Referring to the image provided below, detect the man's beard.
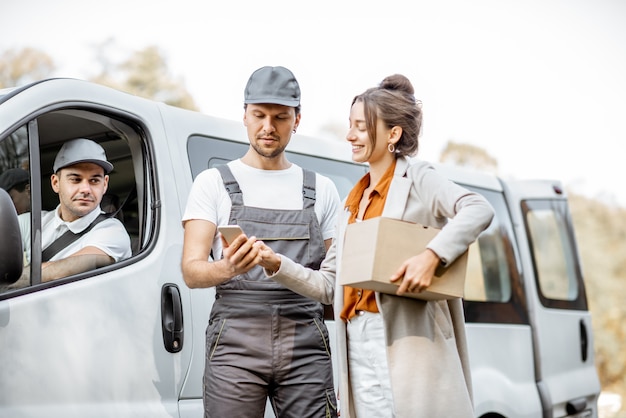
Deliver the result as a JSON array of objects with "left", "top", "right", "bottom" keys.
[{"left": 251, "top": 139, "right": 287, "bottom": 159}]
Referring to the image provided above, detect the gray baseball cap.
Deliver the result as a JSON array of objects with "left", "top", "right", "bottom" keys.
[
  {"left": 53, "top": 138, "right": 114, "bottom": 174},
  {"left": 244, "top": 66, "right": 301, "bottom": 107}
]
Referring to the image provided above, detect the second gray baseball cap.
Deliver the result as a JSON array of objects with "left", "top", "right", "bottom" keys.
[{"left": 244, "top": 66, "right": 301, "bottom": 107}]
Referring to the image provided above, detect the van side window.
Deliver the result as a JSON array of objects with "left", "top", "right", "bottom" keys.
[
  {"left": 527, "top": 209, "right": 577, "bottom": 300},
  {"left": 522, "top": 199, "right": 587, "bottom": 310},
  {"left": 0, "top": 125, "right": 29, "bottom": 211},
  {"left": 0, "top": 108, "right": 152, "bottom": 295},
  {"left": 465, "top": 229, "right": 512, "bottom": 303},
  {"left": 462, "top": 188, "right": 528, "bottom": 325},
  {"left": 464, "top": 190, "right": 515, "bottom": 303},
  {"left": 525, "top": 202, "right": 579, "bottom": 300}
]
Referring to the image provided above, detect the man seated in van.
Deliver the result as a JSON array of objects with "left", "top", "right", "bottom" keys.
[
  {"left": 11, "top": 138, "right": 131, "bottom": 288},
  {"left": 0, "top": 167, "right": 31, "bottom": 215}
]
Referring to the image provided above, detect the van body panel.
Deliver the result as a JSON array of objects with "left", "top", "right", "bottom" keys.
[
  {"left": 0, "top": 255, "right": 184, "bottom": 417},
  {"left": 0, "top": 79, "right": 600, "bottom": 418},
  {"left": 467, "top": 324, "right": 541, "bottom": 418}
]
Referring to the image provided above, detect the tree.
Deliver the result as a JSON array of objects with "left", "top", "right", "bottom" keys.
[
  {"left": 0, "top": 48, "right": 55, "bottom": 88},
  {"left": 439, "top": 140, "right": 498, "bottom": 173},
  {"left": 0, "top": 45, "right": 197, "bottom": 111},
  {"left": 569, "top": 193, "right": 626, "bottom": 404},
  {"left": 90, "top": 45, "right": 198, "bottom": 111}
]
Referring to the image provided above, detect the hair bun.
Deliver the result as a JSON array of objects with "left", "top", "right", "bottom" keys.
[{"left": 379, "top": 74, "right": 414, "bottom": 95}]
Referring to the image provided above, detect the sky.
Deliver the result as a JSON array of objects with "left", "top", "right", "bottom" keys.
[{"left": 2, "top": 0, "right": 626, "bottom": 207}]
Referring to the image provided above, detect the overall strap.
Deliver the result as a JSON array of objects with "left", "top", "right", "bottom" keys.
[
  {"left": 41, "top": 213, "right": 110, "bottom": 262},
  {"left": 216, "top": 164, "right": 243, "bottom": 206},
  {"left": 302, "top": 169, "right": 316, "bottom": 210}
]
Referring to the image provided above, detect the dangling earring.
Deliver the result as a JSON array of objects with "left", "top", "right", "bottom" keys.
[{"left": 388, "top": 143, "right": 396, "bottom": 153}]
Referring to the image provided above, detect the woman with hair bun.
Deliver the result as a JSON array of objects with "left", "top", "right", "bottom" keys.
[{"left": 259, "top": 74, "right": 494, "bottom": 417}]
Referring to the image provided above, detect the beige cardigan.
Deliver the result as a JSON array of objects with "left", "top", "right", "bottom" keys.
[{"left": 269, "top": 156, "right": 494, "bottom": 417}]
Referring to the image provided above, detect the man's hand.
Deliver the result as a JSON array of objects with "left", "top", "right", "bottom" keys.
[{"left": 220, "top": 233, "right": 263, "bottom": 276}]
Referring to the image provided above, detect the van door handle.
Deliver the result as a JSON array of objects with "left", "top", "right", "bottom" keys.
[
  {"left": 566, "top": 396, "right": 587, "bottom": 414},
  {"left": 161, "top": 284, "right": 184, "bottom": 353},
  {"left": 579, "top": 319, "right": 588, "bottom": 362}
]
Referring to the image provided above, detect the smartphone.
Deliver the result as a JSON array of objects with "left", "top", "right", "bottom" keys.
[{"left": 217, "top": 225, "right": 244, "bottom": 245}]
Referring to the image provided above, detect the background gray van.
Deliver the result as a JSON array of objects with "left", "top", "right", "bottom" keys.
[{"left": 0, "top": 79, "right": 600, "bottom": 417}]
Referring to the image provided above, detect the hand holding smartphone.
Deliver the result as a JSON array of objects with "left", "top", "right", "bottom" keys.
[{"left": 217, "top": 225, "right": 244, "bottom": 245}]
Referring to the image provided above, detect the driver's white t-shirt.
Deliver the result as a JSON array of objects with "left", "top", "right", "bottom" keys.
[{"left": 19, "top": 205, "right": 131, "bottom": 265}]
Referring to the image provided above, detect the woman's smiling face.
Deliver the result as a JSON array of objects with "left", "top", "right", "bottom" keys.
[{"left": 346, "top": 100, "right": 393, "bottom": 165}]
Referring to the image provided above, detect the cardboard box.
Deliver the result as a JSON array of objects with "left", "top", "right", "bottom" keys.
[{"left": 339, "top": 217, "right": 468, "bottom": 300}]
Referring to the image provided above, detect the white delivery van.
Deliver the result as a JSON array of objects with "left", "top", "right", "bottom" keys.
[{"left": 0, "top": 78, "right": 600, "bottom": 418}]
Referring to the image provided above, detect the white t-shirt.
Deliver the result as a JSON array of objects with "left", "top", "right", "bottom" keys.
[
  {"left": 19, "top": 205, "right": 132, "bottom": 265},
  {"left": 182, "top": 159, "right": 340, "bottom": 259}
]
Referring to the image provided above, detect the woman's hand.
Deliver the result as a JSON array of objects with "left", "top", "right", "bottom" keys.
[
  {"left": 254, "top": 241, "right": 282, "bottom": 275},
  {"left": 390, "top": 249, "right": 440, "bottom": 295}
]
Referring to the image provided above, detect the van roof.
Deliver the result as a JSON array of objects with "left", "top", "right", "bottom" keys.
[{"left": 434, "top": 162, "right": 503, "bottom": 192}]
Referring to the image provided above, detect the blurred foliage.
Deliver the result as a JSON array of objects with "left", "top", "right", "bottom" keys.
[
  {"left": 440, "top": 140, "right": 499, "bottom": 173},
  {"left": 0, "top": 48, "right": 55, "bottom": 88},
  {"left": 569, "top": 192, "right": 626, "bottom": 410},
  {"left": 317, "top": 122, "right": 348, "bottom": 142},
  {"left": 91, "top": 44, "right": 198, "bottom": 111},
  {"left": 0, "top": 45, "right": 197, "bottom": 111}
]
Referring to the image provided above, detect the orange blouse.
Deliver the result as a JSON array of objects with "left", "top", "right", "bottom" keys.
[{"left": 340, "top": 160, "right": 397, "bottom": 322}]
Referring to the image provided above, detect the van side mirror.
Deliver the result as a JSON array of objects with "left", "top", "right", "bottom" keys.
[{"left": 0, "top": 188, "right": 23, "bottom": 284}]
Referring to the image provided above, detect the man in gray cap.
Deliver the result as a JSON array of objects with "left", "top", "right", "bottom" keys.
[
  {"left": 182, "top": 66, "right": 340, "bottom": 417},
  {"left": 13, "top": 138, "right": 131, "bottom": 287},
  {"left": 0, "top": 167, "right": 31, "bottom": 214}
]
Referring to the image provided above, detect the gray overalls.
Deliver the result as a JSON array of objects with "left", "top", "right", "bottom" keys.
[{"left": 203, "top": 164, "right": 337, "bottom": 418}]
